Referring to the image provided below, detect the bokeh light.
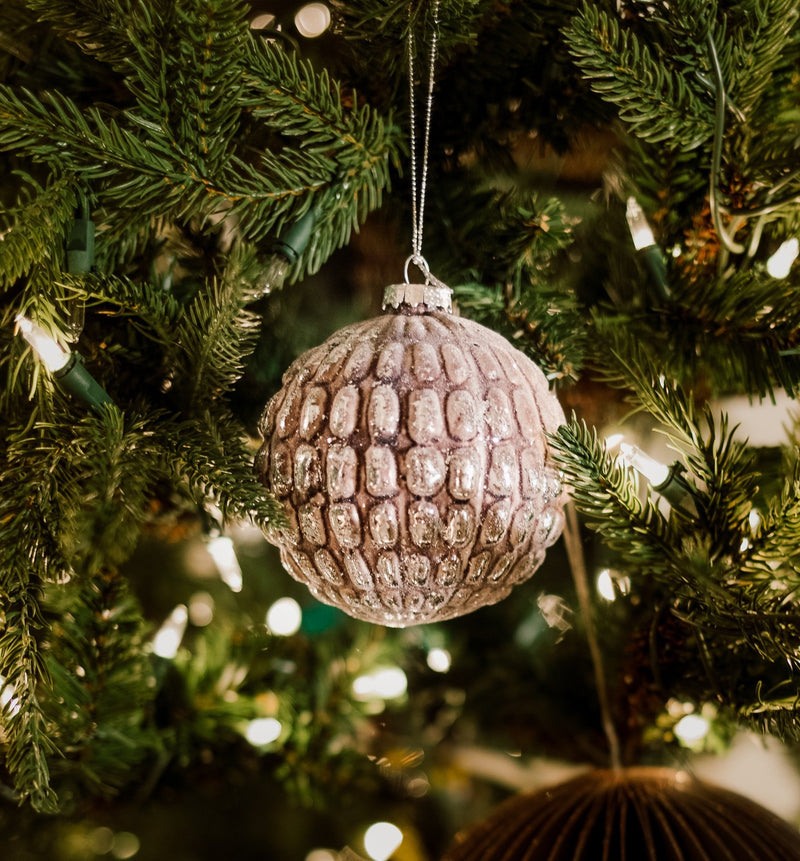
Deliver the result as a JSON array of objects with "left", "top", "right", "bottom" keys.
[
  {"left": 245, "top": 717, "right": 282, "bottom": 746},
  {"left": 294, "top": 3, "right": 331, "bottom": 38},
  {"left": 363, "top": 821, "right": 403, "bottom": 861},
  {"left": 266, "top": 597, "right": 303, "bottom": 636},
  {"left": 426, "top": 647, "right": 452, "bottom": 673},
  {"left": 152, "top": 605, "right": 188, "bottom": 659}
]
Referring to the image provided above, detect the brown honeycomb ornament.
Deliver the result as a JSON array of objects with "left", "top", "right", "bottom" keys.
[
  {"left": 442, "top": 767, "right": 800, "bottom": 860},
  {"left": 255, "top": 283, "right": 567, "bottom": 626}
]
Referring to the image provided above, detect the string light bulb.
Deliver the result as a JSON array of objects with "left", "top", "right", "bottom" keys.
[
  {"left": 266, "top": 597, "right": 303, "bottom": 636},
  {"left": 625, "top": 197, "right": 669, "bottom": 298},
  {"left": 294, "top": 3, "right": 331, "bottom": 38},
  {"left": 245, "top": 717, "right": 282, "bottom": 746},
  {"left": 152, "top": 605, "right": 188, "bottom": 659},
  {"left": 363, "top": 822, "right": 403, "bottom": 861},
  {"left": 206, "top": 534, "right": 243, "bottom": 593},
  {"left": 254, "top": 209, "right": 317, "bottom": 296},
  {"left": 617, "top": 442, "right": 690, "bottom": 506},
  {"left": 766, "top": 237, "right": 799, "bottom": 279},
  {"left": 426, "top": 647, "right": 452, "bottom": 673},
  {"left": 16, "top": 314, "right": 71, "bottom": 372},
  {"left": 15, "top": 314, "right": 113, "bottom": 412},
  {"left": 625, "top": 197, "right": 656, "bottom": 251},
  {"left": 352, "top": 666, "right": 408, "bottom": 702}
]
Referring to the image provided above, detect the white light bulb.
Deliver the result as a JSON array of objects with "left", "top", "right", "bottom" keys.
[
  {"left": 266, "top": 597, "right": 303, "bottom": 636},
  {"left": 625, "top": 197, "right": 656, "bottom": 251},
  {"left": 15, "top": 314, "right": 71, "bottom": 372},
  {"left": 188, "top": 592, "right": 215, "bottom": 627},
  {"left": 371, "top": 667, "right": 407, "bottom": 699},
  {"left": 364, "top": 822, "right": 403, "bottom": 861},
  {"left": 353, "top": 666, "right": 408, "bottom": 701},
  {"left": 250, "top": 12, "right": 277, "bottom": 29},
  {"left": 597, "top": 569, "right": 617, "bottom": 601},
  {"left": 207, "top": 535, "right": 243, "bottom": 593},
  {"left": 245, "top": 717, "right": 282, "bottom": 746},
  {"left": 426, "top": 647, "right": 452, "bottom": 673},
  {"left": 305, "top": 851, "right": 338, "bottom": 861},
  {"left": 766, "top": 238, "right": 799, "bottom": 279},
  {"left": 618, "top": 442, "right": 670, "bottom": 487},
  {"left": 152, "top": 605, "right": 188, "bottom": 659},
  {"left": 596, "top": 568, "right": 631, "bottom": 601},
  {"left": 294, "top": 3, "right": 331, "bottom": 38},
  {"left": 674, "top": 713, "right": 710, "bottom": 743}
]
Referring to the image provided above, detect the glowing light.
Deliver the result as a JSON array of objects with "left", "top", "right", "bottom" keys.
[
  {"left": 364, "top": 822, "right": 403, "bottom": 861},
  {"left": 619, "top": 442, "right": 670, "bottom": 487},
  {"left": 111, "top": 832, "right": 140, "bottom": 860},
  {"left": 152, "top": 605, "right": 188, "bottom": 659},
  {"left": 15, "top": 314, "right": 70, "bottom": 372},
  {"left": 605, "top": 433, "right": 624, "bottom": 451},
  {"left": 250, "top": 12, "right": 277, "bottom": 29},
  {"left": 305, "top": 851, "right": 337, "bottom": 861},
  {"left": 625, "top": 197, "right": 656, "bottom": 251},
  {"left": 766, "top": 238, "right": 799, "bottom": 279},
  {"left": 597, "top": 568, "right": 631, "bottom": 601},
  {"left": 426, "top": 647, "right": 452, "bottom": 673},
  {"left": 675, "top": 712, "right": 710, "bottom": 744},
  {"left": 207, "top": 535, "right": 243, "bottom": 592},
  {"left": 245, "top": 717, "right": 282, "bottom": 746},
  {"left": 295, "top": 3, "right": 331, "bottom": 37},
  {"left": 353, "top": 666, "right": 407, "bottom": 701},
  {"left": 89, "top": 828, "right": 114, "bottom": 855},
  {"left": 266, "top": 597, "right": 303, "bottom": 636},
  {"left": 188, "top": 592, "right": 215, "bottom": 627},
  {"left": 748, "top": 508, "right": 762, "bottom": 532},
  {"left": 597, "top": 568, "right": 616, "bottom": 601},
  {"left": 372, "top": 667, "right": 407, "bottom": 698}
]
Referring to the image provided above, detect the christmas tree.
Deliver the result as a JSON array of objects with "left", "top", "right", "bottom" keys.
[{"left": 2, "top": 0, "right": 800, "bottom": 858}]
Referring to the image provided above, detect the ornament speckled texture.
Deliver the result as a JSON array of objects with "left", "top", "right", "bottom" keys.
[
  {"left": 255, "top": 292, "right": 567, "bottom": 626},
  {"left": 442, "top": 767, "right": 800, "bottom": 860}
]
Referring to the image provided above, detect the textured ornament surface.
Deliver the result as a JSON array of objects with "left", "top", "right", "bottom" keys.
[
  {"left": 255, "top": 306, "right": 567, "bottom": 626},
  {"left": 442, "top": 767, "right": 800, "bottom": 861}
]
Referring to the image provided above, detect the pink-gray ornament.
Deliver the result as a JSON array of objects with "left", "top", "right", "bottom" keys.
[{"left": 255, "top": 283, "right": 567, "bottom": 626}]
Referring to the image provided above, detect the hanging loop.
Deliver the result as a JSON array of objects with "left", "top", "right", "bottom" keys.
[
  {"left": 407, "top": 0, "right": 441, "bottom": 267},
  {"left": 404, "top": 252, "right": 432, "bottom": 284}
]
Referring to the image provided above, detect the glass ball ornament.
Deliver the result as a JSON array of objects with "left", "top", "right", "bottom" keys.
[
  {"left": 442, "top": 767, "right": 800, "bottom": 860},
  {"left": 255, "top": 283, "right": 567, "bottom": 626}
]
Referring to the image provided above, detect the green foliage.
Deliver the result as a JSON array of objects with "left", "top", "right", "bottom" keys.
[
  {"left": 550, "top": 337, "right": 800, "bottom": 732},
  {"left": 45, "top": 571, "right": 160, "bottom": 798},
  {"left": 442, "top": 187, "right": 587, "bottom": 381},
  {"left": 592, "top": 267, "right": 800, "bottom": 398},
  {"left": 565, "top": 2, "right": 714, "bottom": 150},
  {"left": 0, "top": 424, "right": 66, "bottom": 812},
  {"left": 0, "top": 174, "right": 75, "bottom": 290},
  {"left": 0, "top": 1, "right": 402, "bottom": 276}
]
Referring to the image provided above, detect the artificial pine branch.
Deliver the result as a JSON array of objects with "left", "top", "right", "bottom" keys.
[
  {"left": 549, "top": 416, "right": 678, "bottom": 569},
  {"left": 593, "top": 267, "right": 800, "bottom": 398},
  {"left": 0, "top": 174, "right": 75, "bottom": 290},
  {"left": 565, "top": 2, "right": 714, "bottom": 150},
  {"left": 44, "top": 570, "right": 159, "bottom": 798},
  {"left": 0, "top": 424, "right": 69, "bottom": 812}
]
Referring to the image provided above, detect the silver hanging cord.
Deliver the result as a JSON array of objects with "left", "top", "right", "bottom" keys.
[{"left": 406, "top": 0, "right": 441, "bottom": 285}]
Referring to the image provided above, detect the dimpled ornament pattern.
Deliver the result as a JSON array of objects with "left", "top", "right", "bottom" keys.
[{"left": 255, "top": 284, "right": 567, "bottom": 626}]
